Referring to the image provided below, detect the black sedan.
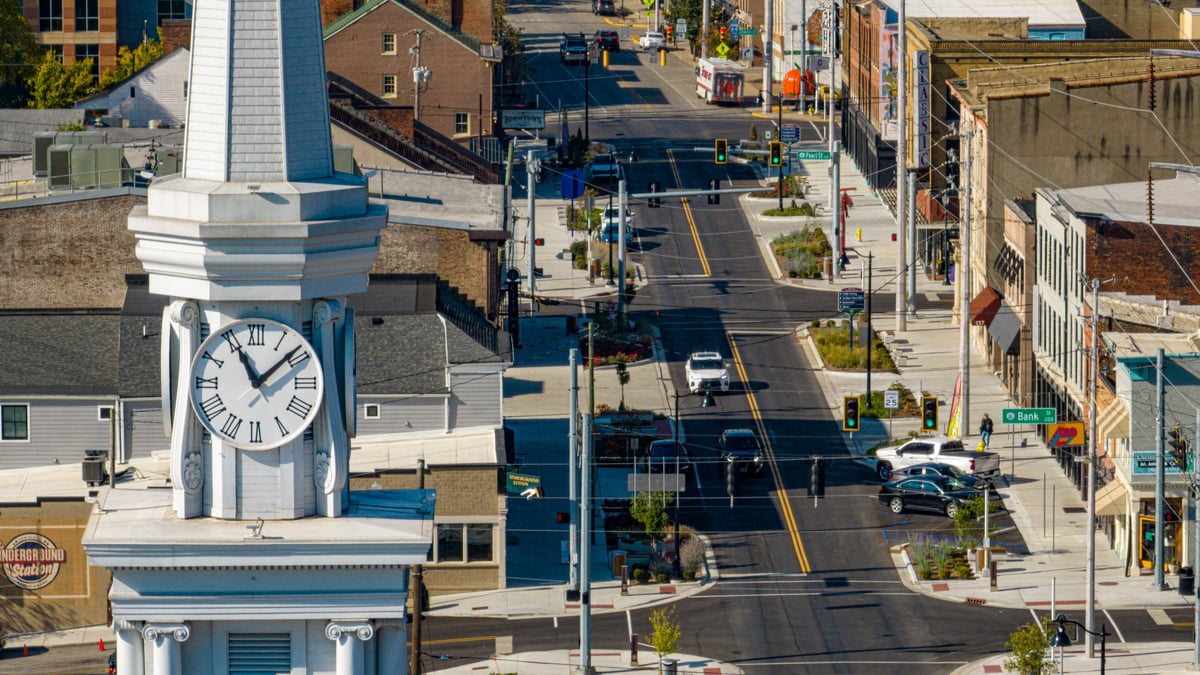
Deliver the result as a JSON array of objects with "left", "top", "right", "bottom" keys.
[
  {"left": 878, "top": 475, "right": 982, "bottom": 517},
  {"left": 888, "top": 462, "right": 992, "bottom": 490}
]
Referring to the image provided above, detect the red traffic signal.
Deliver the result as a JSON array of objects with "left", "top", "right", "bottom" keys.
[
  {"left": 556, "top": 512, "right": 570, "bottom": 524},
  {"left": 534, "top": 238, "right": 545, "bottom": 246}
]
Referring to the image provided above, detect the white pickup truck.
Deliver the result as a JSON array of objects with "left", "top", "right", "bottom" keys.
[{"left": 873, "top": 436, "right": 1000, "bottom": 482}]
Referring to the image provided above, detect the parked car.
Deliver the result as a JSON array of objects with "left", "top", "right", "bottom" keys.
[
  {"left": 598, "top": 220, "right": 633, "bottom": 244},
  {"left": 872, "top": 436, "right": 1000, "bottom": 482},
  {"left": 644, "top": 440, "right": 690, "bottom": 473},
  {"left": 685, "top": 351, "right": 730, "bottom": 394},
  {"left": 601, "top": 205, "right": 633, "bottom": 229},
  {"left": 888, "top": 462, "right": 994, "bottom": 490},
  {"left": 109, "top": 652, "right": 117, "bottom": 673},
  {"left": 719, "top": 428, "right": 763, "bottom": 475},
  {"left": 595, "top": 29, "right": 620, "bottom": 51},
  {"left": 592, "top": 0, "right": 615, "bottom": 14},
  {"left": 638, "top": 32, "right": 666, "bottom": 50},
  {"left": 877, "top": 475, "right": 983, "bottom": 517},
  {"left": 586, "top": 153, "right": 621, "bottom": 183}
]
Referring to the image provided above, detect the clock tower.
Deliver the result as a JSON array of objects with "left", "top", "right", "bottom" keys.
[{"left": 128, "top": 0, "right": 386, "bottom": 520}]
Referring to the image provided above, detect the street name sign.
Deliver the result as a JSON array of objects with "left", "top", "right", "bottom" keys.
[
  {"left": 1001, "top": 407, "right": 1057, "bottom": 425},
  {"left": 739, "top": 28, "right": 759, "bottom": 35},
  {"left": 796, "top": 150, "right": 831, "bottom": 161}
]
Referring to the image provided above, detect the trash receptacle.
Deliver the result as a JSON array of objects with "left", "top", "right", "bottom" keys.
[
  {"left": 823, "top": 256, "right": 833, "bottom": 279},
  {"left": 1179, "top": 567, "right": 1194, "bottom": 596},
  {"left": 661, "top": 658, "right": 678, "bottom": 674}
]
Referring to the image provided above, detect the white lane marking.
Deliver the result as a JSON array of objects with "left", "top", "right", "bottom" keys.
[
  {"left": 1148, "top": 608, "right": 1172, "bottom": 626},
  {"left": 1103, "top": 609, "right": 1125, "bottom": 643}
]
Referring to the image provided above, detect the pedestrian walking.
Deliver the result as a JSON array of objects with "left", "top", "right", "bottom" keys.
[{"left": 979, "top": 413, "right": 993, "bottom": 450}]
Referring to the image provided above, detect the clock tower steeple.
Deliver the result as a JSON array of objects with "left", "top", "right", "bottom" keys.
[{"left": 128, "top": 0, "right": 386, "bottom": 520}]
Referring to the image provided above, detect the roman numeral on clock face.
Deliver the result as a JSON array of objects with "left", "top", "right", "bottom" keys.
[
  {"left": 287, "top": 350, "right": 311, "bottom": 367},
  {"left": 248, "top": 421, "right": 263, "bottom": 444},
  {"left": 246, "top": 323, "right": 266, "bottom": 346},
  {"left": 194, "top": 376, "right": 218, "bottom": 389},
  {"left": 285, "top": 396, "right": 313, "bottom": 418},
  {"left": 220, "top": 415, "right": 243, "bottom": 438},
  {"left": 201, "top": 351, "right": 224, "bottom": 368},
  {"left": 200, "top": 394, "right": 226, "bottom": 421},
  {"left": 294, "top": 376, "right": 318, "bottom": 390},
  {"left": 221, "top": 329, "right": 242, "bottom": 353},
  {"left": 274, "top": 416, "right": 288, "bottom": 436}
]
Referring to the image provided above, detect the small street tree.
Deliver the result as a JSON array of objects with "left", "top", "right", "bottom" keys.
[
  {"left": 648, "top": 605, "right": 682, "bottom": 674},
  {"left": 1003, "top": 618, "right": 1055, "bottom": 675},
  {"left": 629, "top": 491, "right": 671, "bottom": 539},
  {"left": 0, "top": 0, "right": 41, "bottom": 107},
  {"left": 98, "top": 31, "right": 163, "bottom": 90},
  {"left": 615, "top": 361, "right": 630, "bottom": 410}
]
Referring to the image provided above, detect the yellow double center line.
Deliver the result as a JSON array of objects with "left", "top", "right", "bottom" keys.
[
  {"left": 666, "top": 149, "right": 712, "bottom": 277},
  {"left": 727, "top": 331, "right": 812, "bottom": 574}
]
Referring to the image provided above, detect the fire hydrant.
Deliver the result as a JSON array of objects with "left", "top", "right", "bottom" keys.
[{"left": 855, "top": 227, "right": 862, "bottom": 242}]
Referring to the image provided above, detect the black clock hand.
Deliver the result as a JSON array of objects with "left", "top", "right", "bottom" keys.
[
  {"left": 257, "top": 345, "right": 302, "bottom": 387},
  {"left": 238, "top": 349, "right": 262, "bottom": 388}
]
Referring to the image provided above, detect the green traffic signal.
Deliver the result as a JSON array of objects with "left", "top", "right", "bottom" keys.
[
  {"left": 842, "top": 396, "right": 860, "bottom": 432},
  {"left": 715, "top": 138, "right": 728, "bottom": 164},
  {"left": 921, "top": 396, "right": 938, "bottom": 431},
  {"left": 769, "top": 141, "right": 782, "bottom": 166}
]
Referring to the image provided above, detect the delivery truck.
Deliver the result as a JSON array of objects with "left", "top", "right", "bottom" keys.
[{"left": 695, "top": 57, "right": 744, "bottom": 105}]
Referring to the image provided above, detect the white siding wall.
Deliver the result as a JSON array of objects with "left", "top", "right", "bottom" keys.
[
  {"left": 0, "top": 399, "right": 113, "bottom": 471},
  {"left": 448, "top": 369, "right": 502, "bottom": 431},
  {"left": 357, "top": 396, "right": 446, "bottom": 435},
  {"left": 77, "top": 50, "right": 190, "bottom": 128},
  {"left": 125, "top": 400, "right": 167, "bottom": 459}
]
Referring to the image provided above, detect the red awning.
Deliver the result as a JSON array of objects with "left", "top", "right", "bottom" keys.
[{"left": 969, "top": 287, "right": 1002, "bottom": 326}]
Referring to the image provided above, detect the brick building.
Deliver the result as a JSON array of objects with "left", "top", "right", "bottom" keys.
[
  {"left": 22, "top": 0, "right": 189, "bottom": 77},
  {"left": 324, "top": 0, "right": 502, "bottom": 146}
]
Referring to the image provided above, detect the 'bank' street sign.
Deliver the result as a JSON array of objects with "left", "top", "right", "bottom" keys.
[{"left": 1001, "top": 407, "right": 1057, "bottom": 425}]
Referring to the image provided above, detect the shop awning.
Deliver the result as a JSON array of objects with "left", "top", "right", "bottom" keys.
[
  {"left": 970, "top": 287, "right": 1003, "bottom": 326},
  {"left": 1095, "top": 480, "right": 1128, "bottom": 517},
  {"left": 988, "top": 302, "right": 1022, "bottom": 355}
]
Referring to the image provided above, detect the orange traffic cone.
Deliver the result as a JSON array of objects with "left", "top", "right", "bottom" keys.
[
  {"left": 23, "top": 644, "right": 28, "bottom": 656},
  {"left": 99, "top": 637, "right": 105, "bottom": 651}
]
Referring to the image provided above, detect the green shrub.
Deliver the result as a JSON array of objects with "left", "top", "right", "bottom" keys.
[
  {"left": 771, "top": 226, "right": 832, "bottom": 278},
  {"left": 954, "top": 496, "right": 986, "bottom": 546},
  {"left": 632, "top": 564, "right": 649, "bottom": 583},
  {"left": 656, "top": 572, "right": 669, "bottom": 583}
]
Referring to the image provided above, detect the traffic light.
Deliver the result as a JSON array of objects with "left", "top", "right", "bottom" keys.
[
  {"left": 707, "top": 178, "right": 720, "bottom": 204},
  {"left": 808, "top": 458, "right": 826, "bottom": 498},
  {"left": 715, "top": 138, "right": 728, "bottom": 164},
  {"left": 648, "top": 180, "right": 661, "bottom": 208},
  {"left": 1168, "top": 425, "right": 1189, "bottom": 470},
  {"left": 842, "top": 396, "right": 860, "bottom": 432},
  {"left": 921, "top": 396, "right": 939, "bottom": 432},
  {"left": 533, "top": 238, "right": 545, "bottom": 246},
  {"left": 769, "top": 141, "right": 783, "bottom": 167},
  {"left": 556, "top": 512, "right": 570, "bottom": 524},
  {"left": 719, "top": 25, "right": 727, "bottom": 40}
]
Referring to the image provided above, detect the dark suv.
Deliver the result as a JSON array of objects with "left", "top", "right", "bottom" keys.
[
  {"left": 643, "top": 440, "right": 690, "bottom": 474},
  {"left": 595, "top": 29, "right": 620, "bottom": 52},
  {"left": 719, "top": 428, "right": 764, "bottom": 475},
  {"left": 593, "top": 0, "right": 615, "bottom": 14}
]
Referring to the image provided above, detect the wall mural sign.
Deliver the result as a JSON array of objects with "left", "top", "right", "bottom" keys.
[{"left": 2, "top": 533, "right": 66, "bottom": 590}]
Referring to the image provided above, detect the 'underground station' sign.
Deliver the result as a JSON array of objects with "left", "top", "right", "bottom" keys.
[{"left": 1, "top": 533, "right": 66, "bottom": 590}]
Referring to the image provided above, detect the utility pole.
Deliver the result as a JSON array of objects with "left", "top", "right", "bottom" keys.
[
  {"left": 799, "top": 0, "right": 808, "bottom": 111},
  {"left": 1156, "top": 347, "right": 1167, "bottom": 591},
  {"left": 865, "top": 251, "right": 873, "bottom": 400},
  {"left": 409, "top": 459, "right": 425, "bottom": 674},
  {"left": 527, "top": 149, "right": 537, "bottom": 316},
  {"left": 411, "top": 30, "right": 427, "bottom": 121},
  {"left": 763, "top": 0, "right": 774, "bottom": 114},
  {"left": 701, "top": 0, "right": 710, "bottom": 60},
  {"left": 579, "top": 324, "right": 595, "bottom": 675},
  {"left": 617, "top": 179, "right": 628, "bottom": 317},
  {"left": 832, "top": 140, "right": 842, "bottom": 279},
  {"left": 1085, "top": 279, "right": 1099, "bottom": 658},
  {"left": 958, "top": 131, "right": 971, "bottom": 438},
  {"left": 894, "top": 0, "right": 907, "bottom": 332},
  {"left": 1193, "top": 405, "right": 1200, "bottom": 669},
  {"left": 906, "top": 168, "right": 917, "bottom": 317},
  {"left": 568, "top": 348, "right": 580, "bottom": 594},
  {"left": 826, "top": 4, "right": 838, "bottom": 174}
]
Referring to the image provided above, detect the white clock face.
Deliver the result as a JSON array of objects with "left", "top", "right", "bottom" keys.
[{"left": 189, "top": 318, "right": 325, "bottom": 449}]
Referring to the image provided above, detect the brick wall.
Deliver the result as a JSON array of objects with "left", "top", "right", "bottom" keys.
[
  {"left": 161, "top": 19, "right": 192, "bottom": 54},
  {"left": 324, "top": 1, "right": 494, "bottom": 143},
  {"left": 1087, "top": 220, "right": 1200, "bottom": 305},
  {"left": 351, "top": 465, "right": 500, "bottom": 517},
  {"left": 373, "top": 222, "right": 492, "bottom": 314},
  {"left": 0, "top": 194, "right": 145, "bottom": 309}
]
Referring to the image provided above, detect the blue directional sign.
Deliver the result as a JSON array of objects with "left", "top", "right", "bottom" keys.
[
  {"left": 729, "top": 18, "right": 739, "bottom": 39},
  {"left": 561, "top": 170, "right": 585, "bottom": 199},
  {"left": 838, "top": 287, "right": 865, "bottom": 314},
  {"left": 780, "top": 124, "right": 800, "bottom": 143}
]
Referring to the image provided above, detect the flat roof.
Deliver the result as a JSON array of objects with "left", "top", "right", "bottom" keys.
[
  {"left": 885, "top": 0, "right": 1085, "bottom": 28},
  {"left": 1045, "top": 173, "right": 1200, "bottom": 228}
]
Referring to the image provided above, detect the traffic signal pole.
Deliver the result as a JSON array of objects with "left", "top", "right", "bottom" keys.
[{"left": 568, "top": 349, "right": 580, "bottom": 594}]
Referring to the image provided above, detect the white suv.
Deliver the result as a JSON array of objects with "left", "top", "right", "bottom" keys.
[{"left": 686, "top": 351, "right": 730, "bottom": 394}]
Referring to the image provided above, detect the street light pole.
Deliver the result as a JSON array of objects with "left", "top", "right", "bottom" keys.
[{"left": 1085, "top": 278, "right": 1099, "bottom": 658}]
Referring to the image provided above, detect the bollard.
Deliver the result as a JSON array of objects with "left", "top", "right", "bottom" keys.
[
  {"left": 620, "top": 564, "right": 629, "bottom": 595},
  {"left": 855, "top": 227, "right": 862, "bottom": 242},
  {"left": 630, "top": 633, "right": 638, "bottom": 665},
  {"left": 662, "top": 657, "right": 678, "bottom": 674},
  {"left": 989, "top": 559, "right": 998, "bottom": 591}
]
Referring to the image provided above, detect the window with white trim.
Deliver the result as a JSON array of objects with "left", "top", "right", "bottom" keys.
[
  {"left": 364, "top": 404, "right": 381, "bottom": 419},
  {"left": 75, "top": 0, "right": 97, "bottom": 31},
  {"left": 454, "top": 112, "right": 469, "bottom": 136},
  {"left": 436, "top": 523, "right": 494, "bottom": 562},
  {"left": 382, "top": 33, "right": 396, "bottom": 54},
  {"left": 1, "top": 404, "right": 29, "bottom": 441},
  {"left": 98, "top": 405, "right": 113, "bottom": 421},
  {"left": 382, "top": 74, "right": 397, "bottom": 98}
]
